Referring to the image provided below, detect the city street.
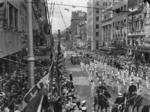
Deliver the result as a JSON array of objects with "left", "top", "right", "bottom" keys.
[
  {"left": 1, "top": 0, "right": 150, "bottom": 111},
  {"left": 66, "top": 61, "right": 93, "bottom": 112},
  {"left": 66, "top": 59, "right": 150, "bottom": 112}
]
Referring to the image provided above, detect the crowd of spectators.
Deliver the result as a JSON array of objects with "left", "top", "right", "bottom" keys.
[
  {"left": 0, "top": 65, "right": 87, "bottom": 112},
  {"left": 0, "top": 66, "right": 47, "bottom": 112},
  {"left": 60, "top": 74, "right": 87, "bottom": 112}
]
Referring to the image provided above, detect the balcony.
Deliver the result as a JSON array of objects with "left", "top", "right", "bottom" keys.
[{"left": 128, "top": 31, "right": 145, "bottom": 37}]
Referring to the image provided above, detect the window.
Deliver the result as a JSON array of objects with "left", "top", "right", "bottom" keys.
[
  {"left": 96, "top": 8, "right": 99, "bottom": 13},
  {"left": 8, "top": 3, "right": 18, "bottom": 30},
  {"left": 121, "top": 7, "right": 123, "bottom": 11},
  {"left": 96, "top": 16, "right": 99, "bottom": 21},
  {"left": 96, "top": 1, "right": 99, "bottom": 6},
  {"left": 14, "top": 9, "right": 18, "bottom": 29},
  {"left": 124, "top": 19, "right": 126, "bottom": 26},
  {"left": 103, "top": 2, "right": 106, "bottom": 6},
  {"left": 96, "top": 32, "right": 99, "bottom": 36},
  {"left": 9, "top": 4, "right": 13, "bottom": 28},
  {"left": 124, "top": 33, "right": 126, "bottom": 37},
  {"left": 121, "top": 21, "right": 124, "bottom": 26},
  {"left": 96, "top": 24, "right": 99, "bottom": 29},
  {"left": 113, "top": 22, "right": 115, "bottom": 27},
  {"left": 96, "top": 41, "right": 99, "bottom": 49},
  {"left": 118, "top": 21, "right": 120, "bottom": 28},
  {"left": 124, "top": 5, "right": 126, "bottom": 11}
]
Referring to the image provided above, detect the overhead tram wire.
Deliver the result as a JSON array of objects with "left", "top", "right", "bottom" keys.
[
  {"left": 25, "top": 1, "right": 105, "bottom": 10},
  {"left": 57, "top": 1, "right": 67, "bottom": 29},
  {"left": 26, "top": 1, "right": 150, "bottom": 14},
  {"left": 51, "top": 2, "right": 55, "bottom": 24},
  {"left": 47, "top": 2, "right": 52, "bottom": 24},
  {"left": 49, "top": 2, "right": 54, "bottom": 24},
  {"left": 1, "top": 57, "right": 47, "bottom": 67}
]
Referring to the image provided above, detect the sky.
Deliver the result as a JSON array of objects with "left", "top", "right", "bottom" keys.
[{"left": 48, "top": 0, "right": 88, "bottom": 33}]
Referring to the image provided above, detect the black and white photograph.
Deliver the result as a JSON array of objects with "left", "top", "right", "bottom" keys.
[{"left": 0, "top": 0, "right": 150, "bottom": 112}]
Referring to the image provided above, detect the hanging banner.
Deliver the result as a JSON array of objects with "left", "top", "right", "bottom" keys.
[{"left": 22, "top": 72, "right": 49, "bottom": 110}]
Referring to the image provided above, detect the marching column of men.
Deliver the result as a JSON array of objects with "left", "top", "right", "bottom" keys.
[{"left": 74, "top": 54, "right": 150, "bottom": 112}]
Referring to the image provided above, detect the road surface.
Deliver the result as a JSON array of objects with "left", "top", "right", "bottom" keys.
[
  {"left": 65, "top": 60, "right": 150, "bottom": 112},
  {"left": 66, "top": 61, "right": 93, "bottom": 112}
]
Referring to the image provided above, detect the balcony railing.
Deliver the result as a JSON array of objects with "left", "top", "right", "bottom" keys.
[{"left": 128, "top": 31, "right": 145, "bottom": 37}]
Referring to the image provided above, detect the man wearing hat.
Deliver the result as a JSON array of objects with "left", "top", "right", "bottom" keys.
[
  {"left": 128, "top": 81, "right": 137, "bottom": 96},
  {"left": 81, "top": 100, "right": 87, "bottom": 112},
  {"left": 114, "top": 92, "right": 124, "bottom": 111}
]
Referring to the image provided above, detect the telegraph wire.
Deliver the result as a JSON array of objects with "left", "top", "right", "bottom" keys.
[
  {"left": 1, "top": 57, "right": 26, "bottom": 66},
  {"left": 47, "top": 1, "right": 52, "bottom": 24},
  {"left": 57, "top": 1, "right": 67, "bottom": 29},
  {"left": 48, "top": 2, "right": 104, "bottom": 10},
  {"left": 25, "top": 1, "right": 105, "bottom": 10},
  {"left": 1, "top": 57, "right": 47, "bottom": 67},
  {"left": 48, "top": 2, "right": 54, "bottom": 23},
  {"left": 51, "top": 2, "right": 55, "bottom": 24}
]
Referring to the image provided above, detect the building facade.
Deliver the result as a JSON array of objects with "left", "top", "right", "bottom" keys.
[
  {"left": 0, "top": 0, "right": 49, "bottom": 73},
  {"left": 87, "top": 0, "right": 103, "bottom": 51},
  {"left": 127, "top": 0, "right": 150, "bottom": 62},
  {"left": 128, "top": 0, "right": 144, "bottom": 47},
  {"left": 0, "top": 0, "right": 28, "bottom": 58},
  {"left": 71, "top": 11, "right": 86, "bottom": 38},
  {"left": 0, "top": 0, "right": 28, "bottom": 73},
  {"left": 113, "top": 0, "right": 128, "bottom": 47},
  {"left": 102, "top": 0, "right": 113, "bottom": 47},
  {"left": 70, "top": 11, "right": 87, "bottom": 49},
  {"left": 76, "top": 21, "right": 87, "bottom": 48}
]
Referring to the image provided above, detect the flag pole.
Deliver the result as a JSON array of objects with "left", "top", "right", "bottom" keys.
[
  {"left": 58, "top": 29, "right": 62, "bottom": 96},
  {"left": 27, "top": 0, "right": 35, "bottom": 88}
]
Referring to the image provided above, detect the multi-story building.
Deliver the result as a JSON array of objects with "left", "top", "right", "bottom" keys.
[
  {"left": 87, "top": 0, "right": 103, "bottom": 51},
  {"left": 76, "top": 21, "right": 87, "bottom": 48},
  {"left": 113, "top": 0, "right": 128, "bottom": 46},
  {"left": 102, "top": 0, "right": 113, "bottom": 47},
  {"left": 70, "top": 10, "right": 87, "bottom": 49},
  {"left": 0, "top": 0, "right": 49, "bottom": 74},
  {"left": 77, "top": 21, "right": 87, "bottom": 41},
  {"left": 0, "top": 0, "right": 28, "bottom": 73},
  {"left": 127, "top": 0, "right": 150, "bottom": 62},
  {"left": 71, "top": 11, "right": 86, "bottom": 38},
  {"left": 87, "top": 0, "right": 93, "bottom": 50},
  {"left": 128, "top": 0, "right": 144, "bottom": 47}
]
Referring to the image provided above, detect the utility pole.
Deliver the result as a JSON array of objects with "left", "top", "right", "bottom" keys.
[{"left": 27, "top": 0, "right": 35, "bottom": 88}]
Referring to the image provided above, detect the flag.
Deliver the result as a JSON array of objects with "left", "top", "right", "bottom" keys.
[
  {"left": 50, "top": 33, "right": 55, "bottom": 61},
  {"left": 22, "top": 73, "right": 50, "bottom": 110},
  {"left": 56, "top": 40, "right": 65, "bottom": 96},
  {"left": 23, "top": 88, "right": 49, "bottom": 112},
  {"left": 56, "top": 41, "right": 65, "bottom": 76}
]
